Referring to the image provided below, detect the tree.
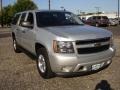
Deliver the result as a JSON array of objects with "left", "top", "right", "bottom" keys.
[
  {"left": 13, "top": 0, "right": 38, "bottom": 13},
  {"left": 0, "top": 0, "right": 38, "bottom": 27},
  {"left": 2, "top": 5, "right": 14, "bottom": 26}
]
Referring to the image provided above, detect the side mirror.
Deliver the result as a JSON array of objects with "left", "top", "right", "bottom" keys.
[{"left": 21, "top": 21, "right": 33, "bottom": 28}]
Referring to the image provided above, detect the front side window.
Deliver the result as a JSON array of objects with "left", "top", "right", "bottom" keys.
[
  {"left": 26, "top": 12, "right": 34, "bottom": 25},
  {"left": 87, "top": 17, "right": 92, "bottom": 20},
  {"left": 36, "top": 11, "right": 84, "bottom": 27}
]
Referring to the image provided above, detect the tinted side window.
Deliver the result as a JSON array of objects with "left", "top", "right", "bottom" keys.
[
  {"left": 26, "top": 12, "right": 34, "bottom": 24},
  {"left": 93, "top": 16, "right": 96, "bottom": 20},
  {"left": 102, "top": 16, "right": 108, "bottom": 19},
  {"left": 12, "top": 14, "right": 20, "bottom": 25},
  {"left": 19, "top": 13, "right": 26, "bottom": 25},
  {"left": 87, "top": 17, "right": 91, "bottom": 20},
  {"left": 96, "top": 16, "right": 101, "bottom": 19}
]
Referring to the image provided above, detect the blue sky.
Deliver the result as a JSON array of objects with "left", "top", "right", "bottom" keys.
[{"left": 3, "top": 0, "right": 118, "bottom": 13}]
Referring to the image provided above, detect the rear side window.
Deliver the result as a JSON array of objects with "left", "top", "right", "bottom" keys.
[
  {"left": 102, "top": 16, "right": 108, "bottom": 19},
  {"left": 12, "top": 14, "right": 21, "bottom": 25},
  {"left": 19, "top": 13, "right": 27, "bottom": 25},
  {"left": 96, "top": 16, "right": 101, "bottom": 19},
  {"left": 93, "top": 16, "right": 96, "bottom": 19}
]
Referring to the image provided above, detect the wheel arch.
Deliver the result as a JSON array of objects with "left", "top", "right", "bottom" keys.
[
  {"left": 12, "top": 32, "right": 15, "bottom": 39},
  {"left": 35, "top": 43, "right": 48, "bottom": 55}
]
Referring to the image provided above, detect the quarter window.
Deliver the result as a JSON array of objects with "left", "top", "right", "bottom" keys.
[
  {"left": 19, "top": 13, "right": 27, "bottom": 26},
  {"left": 12, "top": 14, "right": 21, "bottom": 25}
]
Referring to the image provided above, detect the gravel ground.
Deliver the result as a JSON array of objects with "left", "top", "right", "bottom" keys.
[
  {"left": 104, "top": 25, "right": 120, "bottom": 39},
  {"left": 0, "top": 26, "right": 120, "bottom": 90}
]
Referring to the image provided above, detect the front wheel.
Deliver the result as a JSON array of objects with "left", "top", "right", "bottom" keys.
[{"left": 36, "top": 48, "right": 54, "bottom": 79}]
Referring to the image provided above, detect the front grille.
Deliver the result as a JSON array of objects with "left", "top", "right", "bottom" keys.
[
  {"left": 76, "top": 37, "right": 110, "bottom": 45},
  {"left": 77, "top": 45, "right": 110, "bottom": 54},
  {"left": 76, "top": 37, "right": 110, "bottom": 54}
]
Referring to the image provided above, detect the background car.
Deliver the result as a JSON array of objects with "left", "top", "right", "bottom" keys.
[
  {"left": 86, "top": 16, "right": 109, "bottom": 27},
  {"left": 109, "top": 18, "right": 119, "bottom": 26},
  {"left": 114, "top": 18, "right": 120, "bottom": 25}
]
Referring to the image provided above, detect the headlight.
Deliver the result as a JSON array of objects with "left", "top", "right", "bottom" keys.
[
  {"left": 53, "top": 40, "right": 74, "bottom": 53},
  {"left": 110, "top": 36, "right": 113, "bottom": 46}
]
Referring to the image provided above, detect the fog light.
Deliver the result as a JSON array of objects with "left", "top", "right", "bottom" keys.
[
  {"left": 62, "top": 66, "right": 73, "bottom": 72},
  {"left": 83, "top": 67, "right": 87, "bottom": 71},
  {"left": 107, "top": 60, "right": 111, "bottom": 64},
  {"left": 110, "top": 47, "right": 114, "bottom": 52},
  {"left": 78, "top": 66, "right": 87, "bottom": 71}
]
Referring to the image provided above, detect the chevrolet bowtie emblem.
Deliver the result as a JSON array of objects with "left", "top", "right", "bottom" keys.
[{"left": 94, "top": 43, "right": 101, "bottom": 47}]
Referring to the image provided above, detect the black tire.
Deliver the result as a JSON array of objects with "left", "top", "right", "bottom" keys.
[
  {"left": 36, "top": 48, "right": 54, "bottom": 79},
  {"left": 13, "top": 38, "right": 21, "bottom": 53}
]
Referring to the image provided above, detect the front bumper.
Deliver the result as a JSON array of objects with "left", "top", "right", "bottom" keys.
[
  {"left": 49, "top": 46, "right": 116, "bottom": 75},
  {"left": 56, "top": 64, "right": 110, "bottom": 76}
]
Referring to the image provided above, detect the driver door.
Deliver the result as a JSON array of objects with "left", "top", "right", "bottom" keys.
[{"left": 20, "top": 12, "right": 35, "bottom": 53}]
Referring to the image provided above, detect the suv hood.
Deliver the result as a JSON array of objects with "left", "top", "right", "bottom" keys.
[{"left": 44, "top": 25, "right": 112, "bottom": 40}]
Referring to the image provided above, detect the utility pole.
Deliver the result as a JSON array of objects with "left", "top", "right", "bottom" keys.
[
  {"left": 0, "top": 0, "right": 3, "bottom": 27},
  {"left": 118, "top": 0, "right": 120, "bottom": 21},
  {"left": 49, "top": 0, "right": 50, "bottom": 10},
  {"left": 95, "top": 7, "right": 100, "bottom": 16}
]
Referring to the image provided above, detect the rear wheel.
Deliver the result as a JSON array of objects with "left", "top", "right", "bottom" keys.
[
  {"left": 13, "top": 38, "right": 21, "bottom": 53},
  {"left": 36, "top": 48, "right": 54, "bottom": 79}
]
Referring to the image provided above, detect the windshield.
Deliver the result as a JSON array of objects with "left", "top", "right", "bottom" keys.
[{"left": 36, "top": 11, "right": 84, "bottom": 27}]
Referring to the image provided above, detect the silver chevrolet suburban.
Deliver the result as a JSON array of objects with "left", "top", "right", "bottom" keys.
[{"left": 11, "top": 10, "right": 116, "bottom": 78}]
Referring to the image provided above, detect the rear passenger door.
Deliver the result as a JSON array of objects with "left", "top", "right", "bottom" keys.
[
  {"left": 20, "top": 12, "right": 35, "bottom": 53},
  {"left": 11, "top": 14, "right": 21, "bottom": 44}
]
